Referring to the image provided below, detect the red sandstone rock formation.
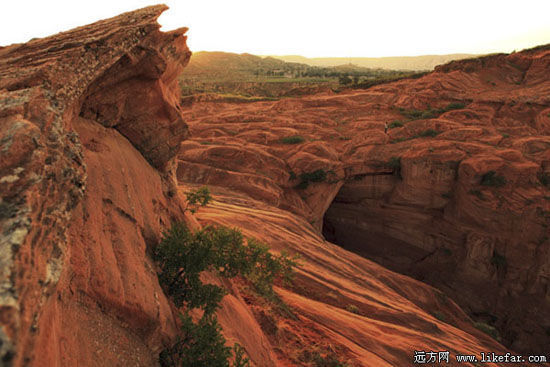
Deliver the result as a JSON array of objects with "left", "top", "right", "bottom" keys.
[
  {"left": 1, "top": 5, "right": 547, "bottom": 367},
  {"left": 0, "top": 5, "right": 191, "bottom": 366},
  {"left": 178, "top": 45, "right": 550, "bottom": 356}
]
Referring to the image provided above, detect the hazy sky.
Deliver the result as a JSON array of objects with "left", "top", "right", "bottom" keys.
[{"left": 1, "top": 0, "right": 549, "bottom": 57}]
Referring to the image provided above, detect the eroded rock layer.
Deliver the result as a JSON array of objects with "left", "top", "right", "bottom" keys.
[
  {"left": 0, "top": 5, "right": 547, "bottom": 367},
  {"left": 178, "top": 45, "right": 550, "bottom": 355},
  {"left": 0, "top": 5, "right": 191, "bottom": 366}
]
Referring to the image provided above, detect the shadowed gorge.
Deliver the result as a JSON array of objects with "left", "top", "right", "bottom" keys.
[{"left": 1, "top": 5, "right": 549, "bottom": 367}]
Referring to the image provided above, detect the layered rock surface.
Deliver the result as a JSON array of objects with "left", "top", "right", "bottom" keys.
[
  {"left": 178, "top": 45, "right": 550, "bottom": 356},
  {"left": 0, "top": 5, "right": 547, "bottom": 367},
  {"left": 0, "top": 5, "right": 191, "bottom": 366}
]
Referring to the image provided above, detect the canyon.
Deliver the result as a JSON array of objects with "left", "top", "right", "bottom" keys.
[{"left": 1, "top": 5, "right": 549, "bottom": 367}]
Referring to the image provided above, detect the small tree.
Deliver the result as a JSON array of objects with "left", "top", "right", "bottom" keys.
[
  {"left": 155, "top": 223, "right": 297, "bottom": 366},
  {"left": 339, "top": 75, "right": 352, "bottom": 85},
  {"left": 186, "top": 186, "right": 212, "bottom": 213}
]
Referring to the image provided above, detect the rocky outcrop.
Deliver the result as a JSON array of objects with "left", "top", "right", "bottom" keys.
[
  {"left": 0, "top": 5, "right": 190, "bottom": 366},
  {"left": 1, "top": 5, "right": 547, "bottom": 367},
  {"left": 179, "top": 45, "right": 550, "bottom": 355}
]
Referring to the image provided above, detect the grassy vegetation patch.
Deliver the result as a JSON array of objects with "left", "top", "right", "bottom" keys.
[
  {"left": 388, "top": 120, "right": 404, "bottom": 128},
  {"left": 0, "top": 200, "right": 17, "bottom": 220},
  {"left": 480, "top": 171, "right": 506, "bottom": 187},
  {"left": 539, "top": 172, "right": 550, "bottom": 187},
  {"left": 468, "top": 189, "right": 485, "bottom": 200},
  {"left": 384, "top": 157, "right": 402, "bottom": 179},
  {"left": 419, "top": 129, "right": 440, "bottom": 138},
  {"left": 280, "top": 135, "right": 305, "bottom": 144},
  {"left": 432, "top": 311, "right": 447, "bottom": 322},
  {"left": 299, "top": 349, "right": 350, "bottom": 367},
  {"left": 491, "top": 250, "right": 507, "bottom": 271},
  {"left": 296, "top": 169, "right": 328, "bottom": 189},
  {"left": 345, "top": 304, "right": 360, "bottom": 314},
  {"left": 473, "top": 322, "right": 500, "bottom": 341},
  {"left": 397, "top": 102, "right": 467, "bottom": 121}
]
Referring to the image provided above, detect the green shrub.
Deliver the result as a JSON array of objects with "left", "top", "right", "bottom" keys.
[
  {"left": 398, "top": 108, "right": 423, "bottom": 120},
  {"left": 468, "top": 189, "right": 485, "bottom": 200},
  {"left": 186, "top": 186, "right": 212, "bottom": 213},
  {"left": 421, "top": 110, "right": 436, "bottom": 119},
  {"left": 232, "top": 344, "right": 250, "bottom": 367},
  {"left": 311, "top": 352, "right": 349, "bottom": 367},
  {"left": 446, "top": 102, "right": 466, "bottom": 110},
  {"left": 397, "top": 103, "right": 467, "bottom": 121},
  {"left": 155, "top": 223, "right": 297, "bottom": 366},
  {"left": 390, "top": 137, "right": 409, "bottom": 143},
  {"left": 480, "top": 171, "right": 506, "bottom": 187},
  {"left": 159, "top": 313, "right": 233, "bottom": 367},
  {"left": 280, "top": 135, "right": 305, "bottom": 144},
  {"left": 296, "top": 169, "right": 328, "bottom": 189},
  {"left": 419, "top": 129, "right": 440, "bottom": 138},
  {"left": 501, "top": 133, "right": 510, "bottom": 138},
  {"left": 386, "top": 156, "right": 401, "bottom": 170},
  {"left": 473, "top": 322, "right": 500, "bottom": 341},
  {"left": 539, "top": 172, "right": 550, "bottom": 187},
  {"left": 432, "top": 311, "right": 447, "bottom": 322},
  {"left": 300, "top": 349, "right": 349, "bottom": 367},
  {"left": 388, "top": 120, "right": 403, "bottom": 128},
  {"left": 338, "top": 75, "right": 352, "bottom": 85},
  {"left": 491, "top": 251, "right": 507, "bottom": 271},
  {"left": 345, "top": 304, "right": 360, "bottom": 314},
  {"left": 384, "top": 157, "right": 402, "bottom": 179}
]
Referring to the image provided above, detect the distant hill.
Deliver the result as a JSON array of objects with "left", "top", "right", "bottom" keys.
[
  {"left": 182, "top": 51, "right": 291, "bottom": 78},
  {"left": 269, "top": 54, "right": 480, "bottom": 71},
  {"left": 182, "top": 51, "right": 422, "bottom": 80}
]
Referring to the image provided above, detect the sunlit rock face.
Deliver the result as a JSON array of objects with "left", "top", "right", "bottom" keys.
[
  {"left": 1, "top": 3, "right": 549, "bottom": 366},
  {"left": 179, "top": 44, "right": 550, "bottom": 355},
  {"left": 0, "top": 5, "right": 191, "bottom": 366}
]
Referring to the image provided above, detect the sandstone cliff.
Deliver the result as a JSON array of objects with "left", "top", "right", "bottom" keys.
[
  {"left": 0, "top": 5, "right": 547, "bottom": 367},
  {"left": 179, "top": 44, "right": 550, "bottom": 357}
]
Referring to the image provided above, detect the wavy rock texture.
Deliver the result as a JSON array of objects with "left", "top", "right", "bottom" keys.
[
  {"left": 179, "top": 45, "right": 550, "bottom": 358},
  {"left": 0, "top": 5, "right": 191, "bottom": 366},
  {"left": 0, "top": 5, "right": 548, "bottom": 367}
]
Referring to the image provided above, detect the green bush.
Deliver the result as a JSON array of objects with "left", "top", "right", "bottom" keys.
[
  {"left": 345, "top": 304, "right": 360, "bottom": 314},
  {"left": 480, "top": 171, "right": 506, "bottom": 187},
  {"left": 446, "top": 102, "right": 466, "bottom": 110},
  {"left": 338, "top": 75, "right": 352, "bottom": 85},
  {"left": 468, "top": 189, "right": 485, "bottom": 200},
  {"left": 186, "top": 186, "right": 212, "bottom": 213},
  {"left": 386, "top": 156, "right": 401, "bottom": 170},
  {"left": 155, "top": 223, "right": 297, "bottom": 366},
  {"left": 397, "top": 102, "right": 467, "bottom": 121},
  {"left": 296, "top": 169, "right": 328, "bottom": 189},
  {"left": 384, "top": 157, "right": 402, "bottom": 179},
  {"left": 419, "top": 129, "right": 440, "bottom": 138},
  {"left": 539, "top": 172, "right": 550, "bottom": 187},
  {"left": 388, "top": 120, "right": 403, "bottom": 128},
  {"left": 491, "top": 250, "right": 507, "bottom": 271},
  {"left": 398, "top": 108, "right": 423, "bottom": 120},
  {"left": 159, "top": 313, "right": 234, "bottom": 367},
  {"left": 421, "top": 110, "right": 436, "bottom": 119},
  {"left": 232, "top": 344, "right": 250, "bottom": 367},
  {"left": 280, "top": 135, "right": 305, "bottom": 144},
  {"left": 311, "top": 352, "right": 349, "bottom": 367},
  {"left": 473, "top": 322, "right": 500, "bottom": 341},
  {"left": 432, "top": 311, "right": 447, "bottom": 322}
]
